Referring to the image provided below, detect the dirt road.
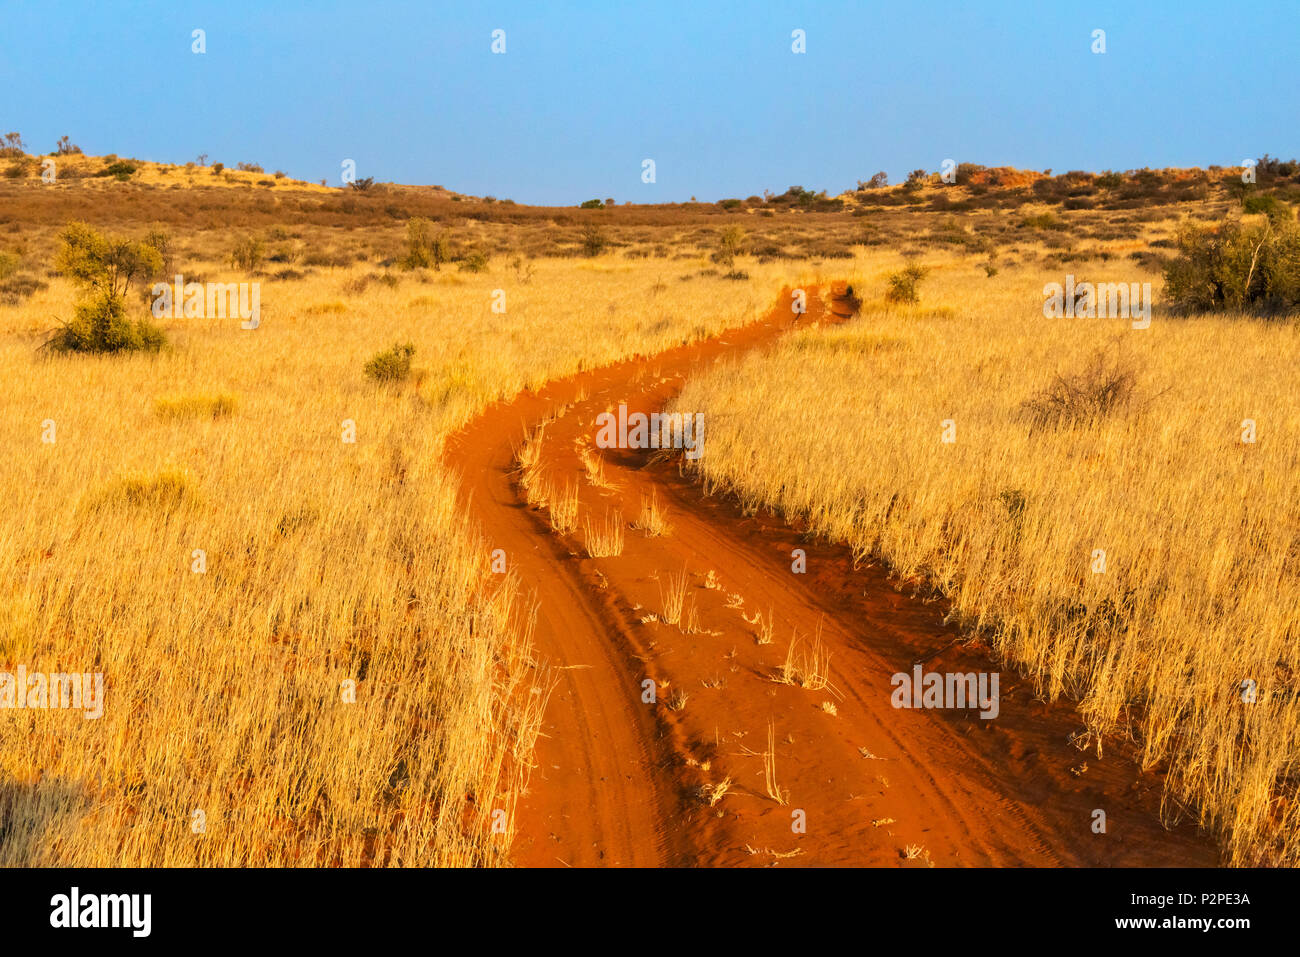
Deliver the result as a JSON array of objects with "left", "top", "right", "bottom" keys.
[{"left": 446, "top": 285, "right": 1219, "bottom": 867}]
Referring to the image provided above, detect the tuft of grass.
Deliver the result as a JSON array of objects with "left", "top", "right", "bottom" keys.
[
  {"left": 548, "top": 480, "right": 579, "bottom": 535},
  {"left": 777, "top": 623, "right": 833, "bottom": 691},
  {"left": 583, "top": 508, "right": 625, "bottom": 557},
  {"left": 698, "top": 776, "right": 732, "bottom": 806},
  {"left": 154, "top": 393, "right": 238, "bottom": 421},
  {"left": 764, "top": 721, "right": 788, "bottom": 806},
  {"left": 92, "top": 469, "right": 194, "bottom": 512},
  {"left": 633, "top": 488, "right": 672, "bottom": 536},
  {"left": 657, "top": 565, "right": 691, "bottom": 627}
]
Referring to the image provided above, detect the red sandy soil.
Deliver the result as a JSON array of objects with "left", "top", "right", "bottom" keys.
[{"left": 446, "top": 286, "right": 1220, "bottom": 868}]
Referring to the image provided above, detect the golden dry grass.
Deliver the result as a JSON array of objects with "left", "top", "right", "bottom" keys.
[
  {"left": 0, "top": 243, "right": 817, "bottom": 866},
  {"left": 676, "top": 242, "right": 1300, "bottom": 865}
]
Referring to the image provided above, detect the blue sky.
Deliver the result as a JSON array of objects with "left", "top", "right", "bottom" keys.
[{"left": 2, "top": 0, "right": 1296, "bottom": 204}]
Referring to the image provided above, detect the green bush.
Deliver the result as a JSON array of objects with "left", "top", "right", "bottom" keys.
[
  {"left": 47, "top": 222, "right": 166, "bottom": 353},
  {"left": 885, "top": 264, "right": 928, "bottom": 305},
  {"left": 1163, "top": 218, "right": 1300, "bottom": 314},
  {"left": 95, "top": 161, "right": 137, "bottom": 181},
  {"left": 1242, "top": 193, "right": 1292, "bottom": 223},
  {"left": 458, "top": 252, "right": 489, "bottom": 273},
  {"left": 48, "top": 288, "right": 166, "bottom": 354},
  {"left": 364, "top": 342, "right": 415, "bottom": 383},
  {"left": 580, "top": 198, "right": 604, "bottom": 209}
]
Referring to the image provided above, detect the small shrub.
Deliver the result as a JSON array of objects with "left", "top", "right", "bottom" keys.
[
  {"left": 1242, "top": 193, "right": 1292, "bottom": 223},
  {"left": 1022, "top": 346, "right": 1137, "bottom": 429},
  {"left": 458, "top": 252, "right": 489, "bottom": 273},
  {"left": 402, "top": 217, "right": 447, "bottom": 270},
  {"left": 885, "top": 264, "right": 928, "bottom": 304},
  {"left": 580, "top": 198, "right": 604, "bottom": 209},
  {"left": 47, "top": 289, "right": 166, "bottom": 354},
  {"left": 47, "top": 223, "right": 166, "bottom": 353},
  {"left": 230, "top": 235, "right": 265, "bottom": 271},
  {"left": 581, "top": 223, "right": 606, "bottom": 257},
  {"left": 235, "top": 161, "right": 264, "bottom": 173},
  {"left": 144, "top": 228, "right": 173, "bottom": 277},
  {"left": 1021, "top": 211, "right": 1065, "bottom": 230},
  {"left": 96, "top": 161, "right": 137, "bottom": 181},
  {"left": 211, "top": 162, "right": 224, "bottom": 174},
  {"left": 364, "top": 342, "right": 415, "bottom": 383},
  {"left": 716, "top": 226, "right": 746, "bottom": 270}
]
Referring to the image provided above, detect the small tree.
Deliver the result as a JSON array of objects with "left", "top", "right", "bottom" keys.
[
  {"left": 348, "top": 176, "right": 376, "bottom": 191},
  {"left": 54, "top": 135, "right": 83, "bottom": 156},
  {"left": 581, "top": 223, "right": 606, "bottom": 257},
  {"left": 47, "top": 222, "right": 166, "bottom": 354},
  {"left": 717, "top": 226, "right": 746, "bottom": 270},
  {"left": 0, "top": 132, "right": 24, "bottom": 157},
  {"left": 903, "top": 169, "right": 928, "bottom": 191},
  {"left": 402, "top": 217, "right": 448, "bottom": 270},
  {"left": 230, "top": 235, "right": 265, "bottom": 271},
  {"left": 885, "top": 264, "right": 928, "bottom": 304}
]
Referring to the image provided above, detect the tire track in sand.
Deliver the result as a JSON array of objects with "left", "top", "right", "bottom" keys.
[{"left": 446, "top": 285, "right": 1221, "bottom": 868}]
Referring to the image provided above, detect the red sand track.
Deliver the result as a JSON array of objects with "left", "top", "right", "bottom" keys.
[{"left": 446, "top": 286, "right": 1219, "bottom": 868}]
